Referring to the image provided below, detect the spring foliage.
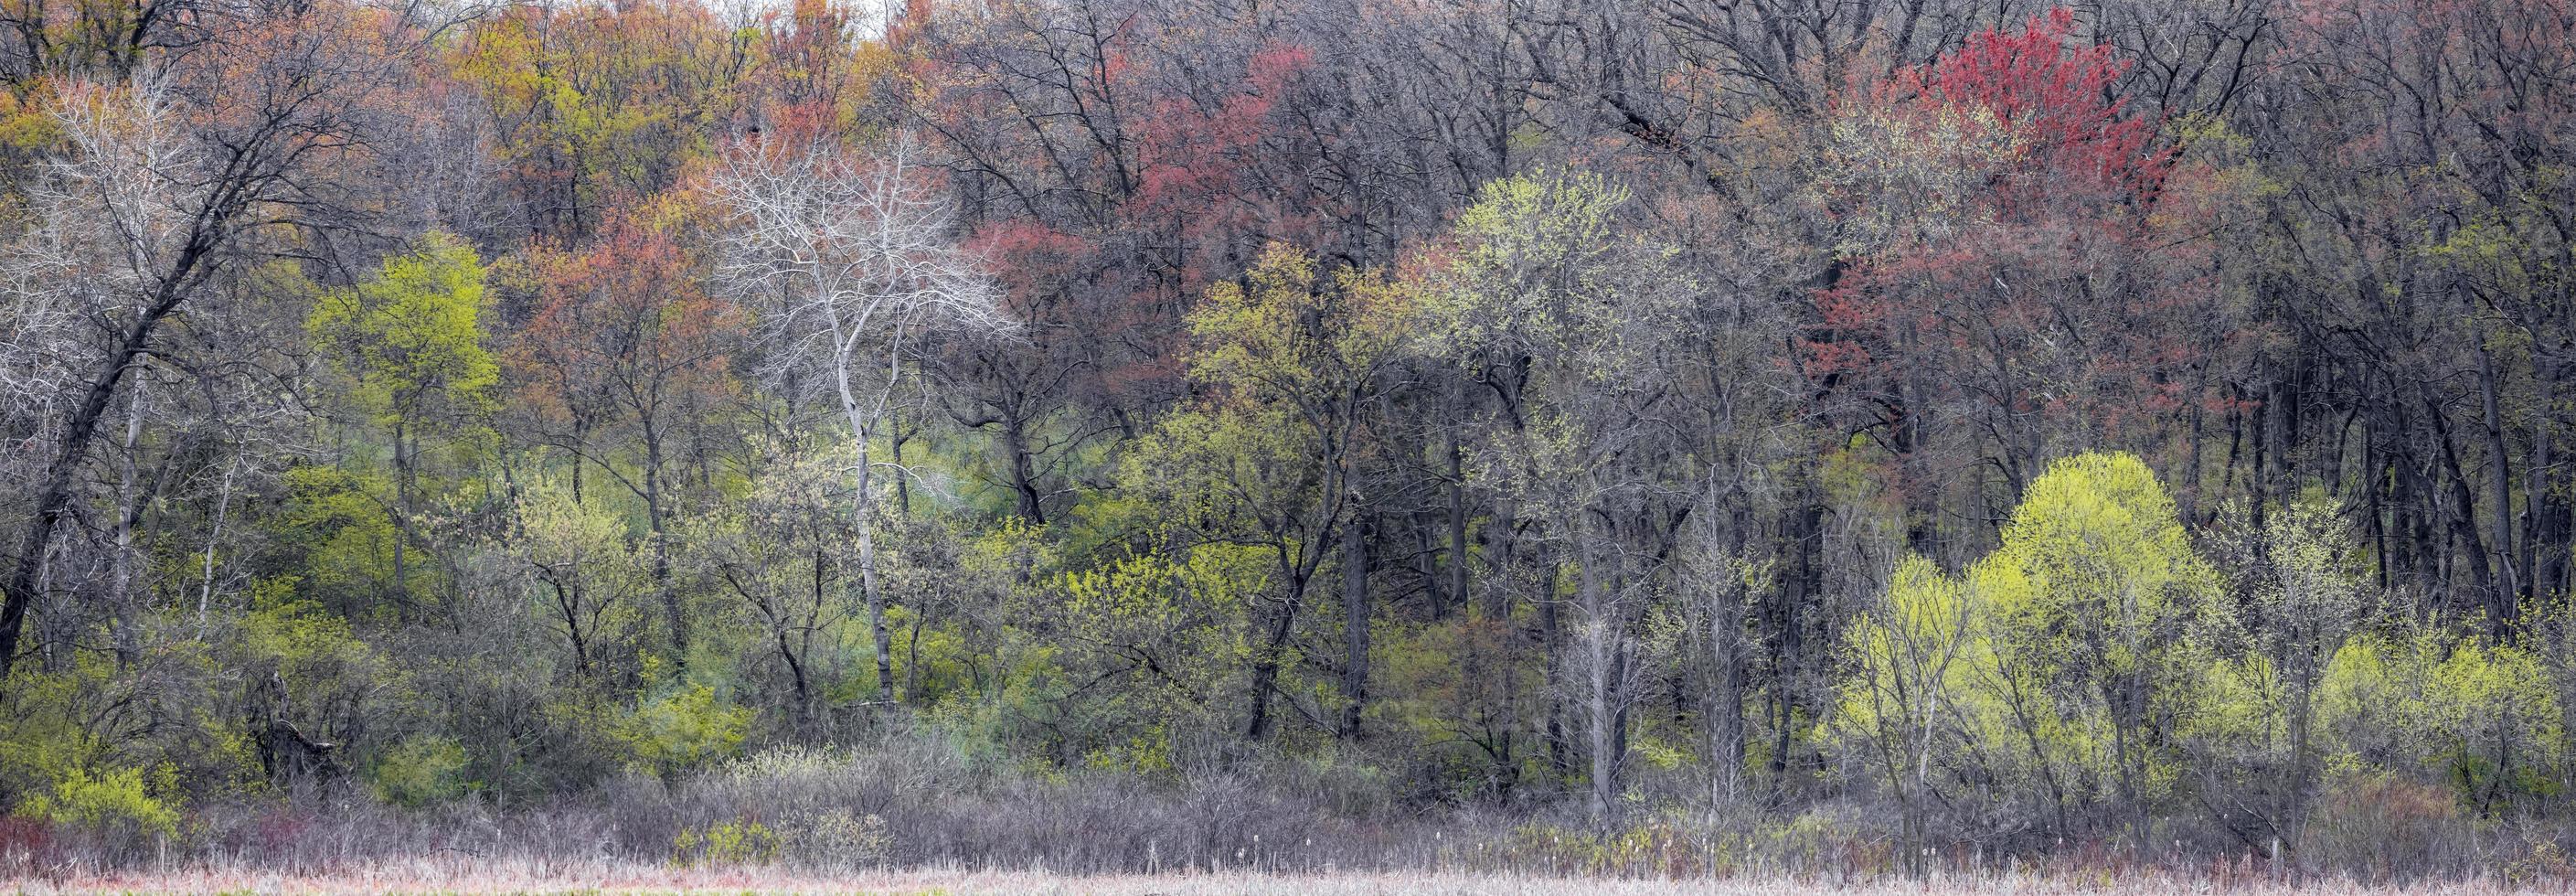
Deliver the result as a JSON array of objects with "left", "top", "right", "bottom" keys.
[{"left": 3, "top": 0, "right": 2574, "bottom": 876}]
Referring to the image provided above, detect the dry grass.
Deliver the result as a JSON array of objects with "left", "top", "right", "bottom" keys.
[
  {"left": 8, "top": 740, "right": 2568, "bottom": 892},
  {"left": 5, "top": 863, "right": 2569, "bottom": 895}
]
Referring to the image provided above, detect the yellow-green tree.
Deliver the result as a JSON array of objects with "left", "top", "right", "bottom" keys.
[
  {"left": 2317, "top": 629, "right": 2562, "bottom": 816},
  {"left": 509, "top": 481, "right": 650, "bottom": 681},
  {"left": 1969, "top": 452, "right": 2219, "bottom": 844},
  {"left": 2198, "top": 494, "right": 2372, "bottom": 837},
  {"left": 305, "top": 232, "right": 496, "bottom": 612},
  {"left": 676, "top": 442, "right": 859, "bottom": 729},
  {"left": 1124, "top": 243, "right": 1405, "bottom": 741},
  {"left": 1411, "top": 171, "right": 1698, "bottom": 824},
  {"left": 1051, "top": 539, "right": 1270, "bottom": 767},
  {"left": 1844, "top": 452, "right": 2221, "bottom": 847},
  {"left": 1841, "top": 555, "right": 1978, "bottom": 873},
  {"left": 448, "top": 1, "right": 751, "bottom": 240}
]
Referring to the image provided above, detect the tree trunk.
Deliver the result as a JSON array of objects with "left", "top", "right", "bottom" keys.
[
  {"left": 837, "top": 368, "right": 896, "bottom": 704},
  {"left": 110, "top": 384, "right": 146, "bottom": 669},
  {"left": 1771, "top": 497, "right": 1824, "bottom": 797},
  {"left": 393, "top": 418, "right": 410, "bottom": 616},
  {"left": 2530, "top": 363, "right": 2567, "bottom": 602},
  {"left": 197, "top": 457, "right": 241, "bottom": 630},
  {"left": 892, "top": 416, "right": 913, "bottom": 516},
  {"left": 645, "top": 423, "right": 685, "bottom": 667},
  {"left": 1540, "top": 543, "right": 1570, "bottom": 780},
  {"left": 1340, "top": 518, "right": 1370, "bottom": 739},
  {"left": 2475, "top": 339, "right": 2523, "bottom": 605},
  {"left": 1580, "top": 525, "right": 1628, "bottom": 827},
  {"left": 856, "top": 440, "right": 893, "bottom": 703},
  {"left": 2426, "top": 393, "right": 2505, "bottom": 629},
  {"left": 1448, "top": 433, "right": 1470, "bottom": 614},
  {"left": 1709, "top": 585, "right": 1749, "bottom": 803},
  {"left": 1005, "top": 408, "right": 1045, "bottom": 525},
  {"left": 2286, "top": 672, "right": 2316, "bottom": 843},
  {"left": 1243, "top": 579, "right": 1302, "bottom": 741}
]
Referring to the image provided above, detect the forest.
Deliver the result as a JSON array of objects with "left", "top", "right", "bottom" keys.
[{"left": 0, "top": 0, "right": 2571, "bottom": 888}]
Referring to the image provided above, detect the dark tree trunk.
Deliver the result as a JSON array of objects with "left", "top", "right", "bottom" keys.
[
  {"left": 1339, "top": 519, "right": 1369, "bottom": 739},
  {"left": 1, "top": 238, "right": 212, "bottom": 682}
]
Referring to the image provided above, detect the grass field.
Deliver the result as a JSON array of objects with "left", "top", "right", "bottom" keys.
[{"left": 6, "top": 864, "right": 2566, "bottom": 895}]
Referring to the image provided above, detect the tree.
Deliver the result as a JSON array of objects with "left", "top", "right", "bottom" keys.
[
  {"left": 510, "top": 203, "right": 741, "bottom": 663},
  {"left": 508, "top": 481, "right": 649, "bottom": 681},
  {"left": 0, "top": 3, "right": 407, "bottom": 681},
  {"left": 1839, "top": 451, "right": 2224, "bottom": 848},
  {"left": 706, "top": 133, "right": 1007, "bottom": 705},
  {"left": 1804, "top": 10, "right": 2221, "bottom": 555},
  {"left": 1967, "top": 452, "right": 2219, "bottom": 846},
  {"left": 678, "top": 442, "right": 858, "bottom": 729},
  {"left": 1841, "top": 555, "right": 1977, "bottom": 877},
  {"left": 448, "top": 0, "right": 754, "bottom": 241},
  {"left": 2206, "top": 494, "right": 2370, "bottom": 839},
  {"left": 2233, "top": 0, "right": 2576, "bottom": 629},
  {"left": 1120, "top": 244, "right": 1405, "bottom": 741},
  {"left": 305, "top": 232, "right": 498, "bottom": 613},
  {"left": 1412, "top": 171, "right": 1701, "bottom": 825}
]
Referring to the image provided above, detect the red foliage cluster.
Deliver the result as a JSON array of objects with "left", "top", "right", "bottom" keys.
[
  {"left": 919, "top": 22, "right": 1334, "bottom": 410},
  {"left": 1804, "top": 8, "right": 2222, "bottom": 506},
  {"left": 1890, "top": 7, "right": 2171, "bottom": 207}
]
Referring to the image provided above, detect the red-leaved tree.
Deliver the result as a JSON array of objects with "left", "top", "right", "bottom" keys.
[{"left": 1803, "top": 8, "right": 2232, "bottom": 552}]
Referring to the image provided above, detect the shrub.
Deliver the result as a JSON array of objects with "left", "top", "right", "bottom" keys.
[
  {"left": 2298, "top": 774, "right": 2467, "bottom": 880},
  {"left": 780, "top": 807, "right": 891, "bottom": 869},
  {"left": 2318, "top": 632, "right": 2561, "bottom": 811},
  {"left": 16, "top": 765, "right": 181, "bottom": 842},
  {"left": 371, "top": 734, "right": 472, "bottom": 806},
  {"left": 671, "top": 817, "right": 781, "bottom": 867},
  {"left": 616, "top": 684, "right": 751, "bottom": 778}
]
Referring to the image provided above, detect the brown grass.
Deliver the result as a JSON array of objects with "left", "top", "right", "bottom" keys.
[{"left": 6, "top": 863, "right": 2570, "bottom": 895}]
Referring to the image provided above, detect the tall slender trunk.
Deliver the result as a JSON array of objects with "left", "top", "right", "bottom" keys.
[
  {"left": 2529, "top": 365, "right": 2564, "bottom": 601},
  {"left": 837, "top": 367, "right": 895, "bottom": 704},
  {"left": 1004, "top": 408, "right": 1044, "bottom": 524},
  {"left": 644, "top": 425, "right": 683, "bottom": 667},
  {"left": 1708, "top": 570, "right": 1749, "bottom": 803},
  {"left": 2475, "top": 339, "right": 2522, "bottom": 605},
  {"left": 569, "top": 417, "right": 588, "bottom": 505},
  {"left": 892, "top": 417, "right": 913, "bottom": 516},
  {"left": 2184, "top": 387, "right": 2206, "bottom": 523},
  {"left": 392, "top": 419, "right": 410, "bottom": 618},
  {"left": 1339, "top": 519, "right": 1369, "bottom": 739},
  {"left": 1243, "top": 571, "right": 1304, "bottom": 741},
  {"left": 2427, "top": 393, "right": 2504, "bottom": 629},
  {"left": 1581, "top": 529, "right": 1622, "bottom": 827},
  {"left": 1488, "top": 495, "right": 1517, "bottom": 619},
  {"left": 1540, "top": 540, "right": 1570, "bottom": 780},
  {"left": 2251, "top": 377, "right": 2273, "bottom": 529},
  {"left": 856, "top": 440, "right": 892, "bottom": 702},
  {"left": 1448, "top": 437, "right": 1470, "bottom": 614},
  {"left": 197, "top": 456, "right": 241, "bottom": 630},
  {"left": 2287, "top": 669, "right": 2317, "bottom": 842},
  {"left": 778, "top": 613, "right": 813, "bottom": 722},
  {"left": 111, "top": 384, "right": 146, "bottom": 669},
  {"left": 1772, "top": 497, "right": 1823, "bottom": 796}
]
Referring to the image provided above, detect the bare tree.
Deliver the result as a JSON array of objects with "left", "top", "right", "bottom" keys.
[
  {"left": 0, "top": 5, "right": 400, "bottom": 681},
  {"left": 707, "top": 133, "right": 1009, "bottom": 704}
]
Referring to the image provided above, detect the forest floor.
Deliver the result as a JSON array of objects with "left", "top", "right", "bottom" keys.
[{"left": 5, "top": 865, "right": 2567, "bottom": 895}]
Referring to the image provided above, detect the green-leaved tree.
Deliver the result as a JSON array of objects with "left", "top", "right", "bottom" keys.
[{"left": 305, "top": 232, "right": 496, "bottom": 612}]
